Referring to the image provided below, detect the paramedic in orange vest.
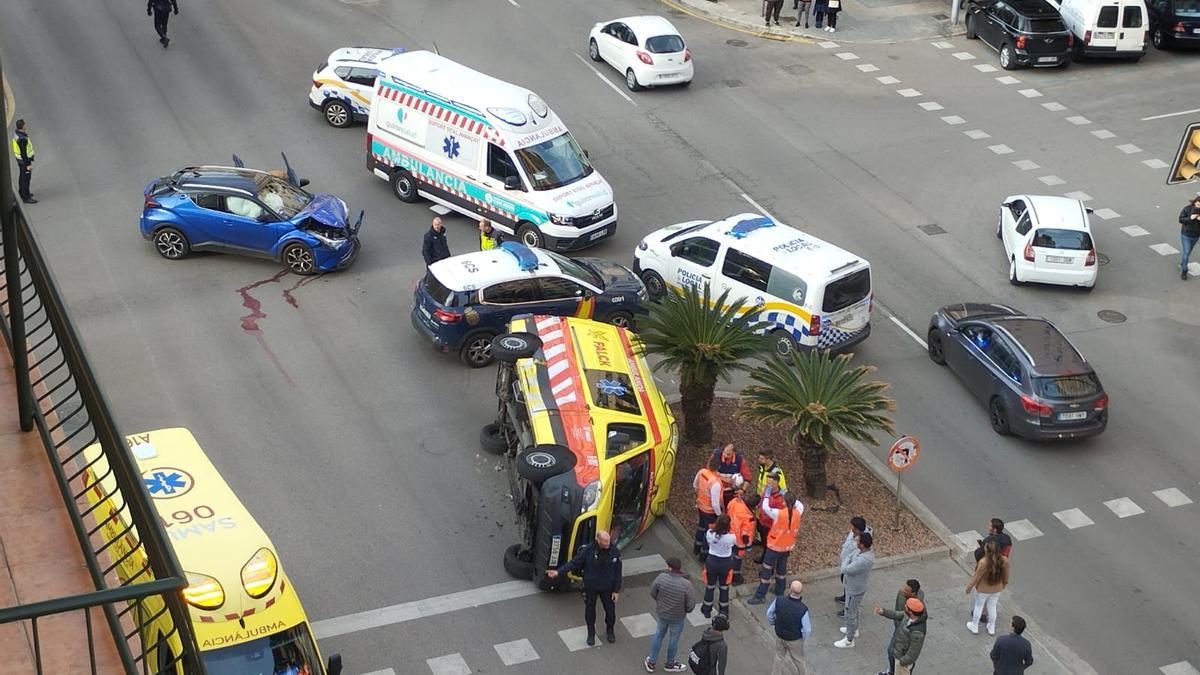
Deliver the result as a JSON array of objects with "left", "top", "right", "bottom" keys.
[
  {"left": 747, "top": 492, "right": 804, "bottom": 605},
  {"left": 754, "top": 470, "right": 786, "bottom": 562},
  {"left": 726, "top": 486, "right": 759, "bottom": 585},
  {"left": 709, "top": 443, "right": 753, "bottom": 506},
  {"left": 693, "top": 455, "right": 723, "bottom": 559}
]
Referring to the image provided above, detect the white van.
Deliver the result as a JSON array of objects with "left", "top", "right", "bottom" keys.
[
  {"left": 1046, "top": 0, "right": 1149, "bottom": 59},
  {"left": 366, "top": 50, "right": 617, "bottom": 251},
  {"left": 633, "top": 213, "right": 873, "bottom": 358}
]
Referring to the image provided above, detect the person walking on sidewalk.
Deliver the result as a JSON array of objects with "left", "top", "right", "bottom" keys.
[
  {"left": 11, "top": 119, "right": 36, "bottom": 204},
  {"left": 824, "top": 0, "right": 842, "bottom": 32},
  {"left": 873, "top": 579, "right": 925, "bottom": 675},
  {"left": 765, "top": 0, "right": 785, "bottom": 26},
  {"left": 546, "top": 531, "right": 622, "bottom": 646},
  {"left": 710, "top": 443, "right": 752, "bottom": 505},
  {"left": 794, "top": 0, "right": 813, "bottom": 28},
  {"left": 645, "top": 557, "right": 694, "bottom": 673},
  {"left": 835, "top": 516, "right": 872, "bottom": 604},
  {"left": 889, "top": 598, "right": 928, "bottom": 675},
  {"left": 747, "top": 493, "right": 803, "bottom": 605},
  {"left": 990, "top": 615, "right": 1034, "bottom": 674},
  {"left": 1179, "top": 193, "right": 1200, "bottom": 279},
  {"left": 727, "top": 487, "right": 758, "bottom": 584},
  {"left": 813, "top": 0, "right": 829, "bottom": 29},
  {"left": 147, "top": 0, "right": 179, "bottom": 48},
  {"left": 835, "top": 531, "right": 874, "bottom": 648},
  {"left": 966, "top": 540, "right": 1010, "bottom": 636},
  {"left": 702, "top": 515, "right": 737, "bottom": 618},
  {"left": 693, "top": 455, "right": 724, "bottom": 560},
  {"left": 690, "top": 615, "right": 730, "bottom": 675},
  {"left": 767, "top": 580, "right": 812, "bottom": 675},
  {"left": 422, "top": 217, "right": 451, "bottom": 267}
]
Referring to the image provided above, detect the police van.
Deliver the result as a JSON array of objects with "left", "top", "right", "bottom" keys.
[
  {"left": 366, "top": 50, "right": 617, "bottom": 251},
  {"left": 309, "top": 47, "right": 405, "bottom": 128},
  {"left": 633, "top": 213, "right": 873, "bottom": 358}
]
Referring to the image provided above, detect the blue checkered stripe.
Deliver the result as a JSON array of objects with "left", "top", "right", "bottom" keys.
[
  {"left": 817, "top": 323, "right": 868, "bottom": 349},
  {"left": 755, "top": 310, "right": 867, "bottom": 349}
]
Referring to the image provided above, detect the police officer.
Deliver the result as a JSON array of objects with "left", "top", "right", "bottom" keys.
[
  {"left": 11, "top": 119, "right": 35, "bottom": 204},
  {"left": 422, "top": 217, "right": 451, "bottom": 267},
  {"left": 148, "top": 0, "right": 179, "bottom": 48},
  {"left": 478, "top": 219, "right": 501, "bottom": 250}
]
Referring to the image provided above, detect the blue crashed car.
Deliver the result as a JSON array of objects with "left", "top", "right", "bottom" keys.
[{"left": 140, "top": 155, "right": 362, "bottom": 275}]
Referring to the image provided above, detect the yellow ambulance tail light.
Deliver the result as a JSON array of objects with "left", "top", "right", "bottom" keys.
[
  {"left": 183, "top": 572, "right": 225, "bottom": 610},
  {"left": 241, "top": 548, "right": 278, "bottom": 598}
]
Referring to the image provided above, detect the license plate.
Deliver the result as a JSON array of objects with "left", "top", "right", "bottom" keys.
[
  {"left": 1038, "top": 56, "right": 1058, "bottom": 63},
  {"left": 1058, "top": 411, "right": 1088, "bottom": 421},
  {"left": 1193, "top": 27, "right": 1200, "bottom": 33},
  {"left": 1046, "top": 255, "right": 1073, "bottom": 264},
  {"left": 1096, "top": 31, "right": 1114, "bottom": 38},
  {"left": 589, "top": 228, "right": 608, "bottom": 241}
]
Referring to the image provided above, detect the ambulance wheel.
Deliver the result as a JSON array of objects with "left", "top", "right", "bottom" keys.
[
  {"left": 516, "top": 222, "right": 543, "bottom": 248},
  {"left": 491, "top": 332, "right": 542, "bottom": 363},
  {"left": 153, "top": 227, "right": 190, "bottom": 260},
  {"left": 640, "top": 270, "right": 666, "bottom": 300},
  {"left": 321, "top": 99, "right": 353, "bottom": 128},
  {"left": 516, "top": 444, "right": 576, "bottom": 484},
  {"left": 503, "top": 544, "right": 535, "bottom": 580},
  {"left": 390, "top": 170, "right": 419, "bottom": 203},
  {"left": 480, "top": 422, "right": 509, "bottom": 455}
]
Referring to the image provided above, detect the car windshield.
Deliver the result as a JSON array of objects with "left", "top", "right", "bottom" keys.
[
  {"left": 1176, "top": 0, "right": 1200, "bottom": 15},
  {"left": 201, "top": 622, "right": 324, "bottom": 675},
  {"left": 514, "top": 132, "right": 594, "bottom": 191},
  {"left": 661, "top": 222, "right": 711, "bottom": 242},
  {"left": 255, "top": 176, "right": 311, "bottom": 218},
  {"left": 1033, "top": 374, "right": 1102, "bottom": 400},
  {"left": 1029, "top": 18, "right": 1067, "bottom": 31},
  {"left": 585, "top": 370, "right": 641, "bottom": 414},
  {"left": 544, "top": 251, "right": 603, "bottom": 288},
  {"left": 1031, "top": 229, "right": 1093, "bottom": 250},
  {"left": 646, "top": 34, "right": 685, "bottom": 53}
]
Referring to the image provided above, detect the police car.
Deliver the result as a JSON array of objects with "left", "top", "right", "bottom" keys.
[
  {"left": 412, "top": 242, "right": 648, "bottom": 367},
  {"left": 309, "top": 47, "right": 404, "bottom": 128}
]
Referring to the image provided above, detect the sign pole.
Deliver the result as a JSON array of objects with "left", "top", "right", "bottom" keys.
[{"left": 894, "top": 472, "right": 903, "bottom": 531}]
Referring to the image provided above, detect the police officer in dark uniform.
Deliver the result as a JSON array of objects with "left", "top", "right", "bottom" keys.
[
  {"left": 11, "top": 119, "right": 35, "bottom": 204},
  {"left": 148, "top": 0, "right": 179, "bottom": 48}
]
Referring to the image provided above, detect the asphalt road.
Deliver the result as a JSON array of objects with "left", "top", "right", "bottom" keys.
[{"left": 3, "top": 0, "right": 1199, "bottom": 672}]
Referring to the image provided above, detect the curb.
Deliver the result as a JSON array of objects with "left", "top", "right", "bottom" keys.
[{"left": 2, "top": 75, "right": 14, "bottom": 127}]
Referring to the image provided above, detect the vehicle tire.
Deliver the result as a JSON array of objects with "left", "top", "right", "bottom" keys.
[
  {"left": 480, "top": 422, "right": 509, "bottom": 455},
  {"left": 989, "top": 397, "right": 1013, "bottom": 436},
  {"left": 771, "top": 330, "right": 800, "bottom": 362},
  {"left": 680, "top": 79, "right": 692, "bottom": 88},
  {"left": 996, "top": 214, "right": 1003, "bottom": 240},
  {"left": 503, "top": 544, "right": 535, "bottom": 580},
  {"left": 322, "top": 99, "right": 353, "bottom": 128},
  {"left": 999, "top": 44, "right": 1017, "bottom": 70},
  {"left": 606, "top": 310, "right": 634, "bottom": 329},
  {"left": 283, "top": 243, "right": 316, "bottom": 275},
  {"left": 516, "top": 222, "right": 543, "bottom": 248},
  {"left": 516, "top": 444, "right": 577, "bottom": 484},
  {"left": 588, "top": 38, "right": 602, "bottom": 62},
  {"left": 1009, "top": 257, "right": 1023, "bottom": 286},
  {"left": 390, "top": 169, "right": 419, "bottom": 203},
  {"left": 1081, "top": 283, "right": 1095, "bottom": 293},
  {"left": 640, "top": 270, "right": 667, "bottom": 300},
  {"left": 965, "top": 14, "right": 977, "bottom": 39},
  {"left": 927, "top": 329, "right": 947, "bottom": 365},
  {"left": 625, "top": 69, "right": 641, "bottom": 92},
  {"left": 1058, "top": 58, "right": 1071, "bottom": 69},
  {"left": 460, "top": 332, "right": 497, "bottom": 368},
  {"left": 491, "top": 332, "right": 543, "bottom": 363},
  {"left": 153, "top": 227, "right": 190, "bottom": 260},
  {"left": 1152, "top": 28, "right": 1166, "bottom": 49}
]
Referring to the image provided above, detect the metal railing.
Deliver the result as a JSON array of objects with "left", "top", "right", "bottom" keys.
[{"left": 1, "top": 57, "right": 204, "bottom": 674}]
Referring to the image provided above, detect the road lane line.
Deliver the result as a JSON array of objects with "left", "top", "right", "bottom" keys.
[
  {"left": 312, "top": 554, "right": 665, "bottom": 639},
  {"left": 739, "top": 193, "right": 779, "bottom": 222},
  {"left": 1141, "top": 107, "right": 1200, "bottom": 121},
  {"left": 506, "top": 0, "right": 520, "bottom": 6},
  {"left": 573, "top": 53, "right": 636, "bottom": 106},
  {"left": 887, "top": 315, "right": 926, "bottom": 349}
]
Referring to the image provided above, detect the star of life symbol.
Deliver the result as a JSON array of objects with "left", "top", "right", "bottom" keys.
[
  {"left": 596, "top": 378, "right": 627, "bottom": 397},
  {"left": 443, "top": 135, "right": 461, "bottom": 159},
  {"left": 142, "top": 467, "right": 194, "bottom": 499}
]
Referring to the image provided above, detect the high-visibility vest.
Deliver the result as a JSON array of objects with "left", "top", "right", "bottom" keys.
[
  {"left": 727, "top": 498, "right": 755, "bottom": 549},
  {"left": 694, "top": 469, "right": 720, "bottom": 514},
  {"left": 479, "top": 230, "right": 498, "bottom": 250},
  {"left": 767, "top": 505, "right": 803, "bottom": 552},
  {"left": 755, "top": 462, "right": 787, "bottom": 495},
  {"left": 11, "top": 134, "right": 34, "bottom": 162}
]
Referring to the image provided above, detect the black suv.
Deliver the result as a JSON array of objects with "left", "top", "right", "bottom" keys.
[
  {"left": 966, "top": 0, "right": 1074, "bottom": 69},
  {"left": 1149, "top": 0, "right": 1200, "bottom": 48}
]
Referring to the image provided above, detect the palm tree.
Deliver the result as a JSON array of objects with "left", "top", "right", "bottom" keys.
[
  {"left": 636, "top": 283, "right": 766, "bottom": 446},
  {"left": 740, "top": 350, "right": 896, "bottom": 499}
]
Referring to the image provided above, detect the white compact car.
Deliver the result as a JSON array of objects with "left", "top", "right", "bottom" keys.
[
  {"left": 588, "top": 16, "right": 693, "bottom": 91},
  {"left": 309, "top": 47, "right": 404, "bottom": 127},
  {"left": 998, "top": 195, "right": 1098, "bottom": 289}
]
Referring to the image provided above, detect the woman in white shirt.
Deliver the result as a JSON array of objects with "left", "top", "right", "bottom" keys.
[{"left": 702, "top": 515, "right": 737, "bottom": 619}]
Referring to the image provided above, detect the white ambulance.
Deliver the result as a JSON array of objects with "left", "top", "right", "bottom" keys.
[{"left": 366, "top": 50, "right": 617, "bottom": 251}]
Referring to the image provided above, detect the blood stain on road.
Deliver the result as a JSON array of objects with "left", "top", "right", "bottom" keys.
[
  {"left": 236, "top": 270, "right": 301, "bottom": 386},
  {"left": 282, "top": 275, "right": 319, "bottom": 308}
]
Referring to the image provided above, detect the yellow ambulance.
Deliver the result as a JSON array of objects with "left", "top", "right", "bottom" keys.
[{"left": 82, "top": 428, "right": 342, "bottom": 675}]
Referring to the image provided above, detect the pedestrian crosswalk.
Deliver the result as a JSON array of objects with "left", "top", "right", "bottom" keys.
[{"left": 1160, "top": 662, "right": 1200, "bottom": 675}]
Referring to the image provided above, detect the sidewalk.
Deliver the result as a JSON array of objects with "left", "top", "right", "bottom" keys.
[{"left": 665, "top": 0, "right": 965, "bottom": 43}]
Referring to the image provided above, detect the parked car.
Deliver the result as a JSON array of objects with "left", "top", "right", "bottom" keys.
[
  {"left": 588, "top": 16, "right": 693, "bottom": 91},
  {"left": 309, "top": 47, "right": 404, "bottom": 127},
  {"left": 1148, "top": 0, "right": 1200, "bottom": 48},
  {"left": 966, "top": 0, "right": 1074, "bottom": 69},
  {"left": 997, "top": 195, "right": 1098, "bottom": 289},
  {"left": 927, "top": 304, "right": 1108, "bottom": 439},
  {"left": 140, "top": 154, "right": 362, "bottom": 275},
  {"left": 411, "top": 242, "right": 648, "bottom": 367},
  {"left": 1046, "top": 0, "right": 1149, "bottom": 59}
]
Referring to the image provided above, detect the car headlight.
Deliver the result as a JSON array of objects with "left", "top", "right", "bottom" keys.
[
  {"left": 310, "top": 231, "right": 348, "bottom": 248},
  {"left": 183, "top": 572, "right": 225, "bottom": 610},
  {"left": 548, "top": 213, "right": 575, "bottom": 226},
  {"left": 636, "top": 281, "right": 648, "bottom": 301},
  {"left": 241, "top": 547, "right": 278, "bottom": 598},
  {"left": 581, "top": 480, "right": 602, "bottom": 513}
]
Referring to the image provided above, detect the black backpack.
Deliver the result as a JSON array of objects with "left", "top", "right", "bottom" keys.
[{"left": 688, "top": 638, "right": 714, "bottom": 674}]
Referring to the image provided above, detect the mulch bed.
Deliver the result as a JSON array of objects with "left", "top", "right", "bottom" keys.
[{"left": 665, "top": 398, "right": 943, "bottom": 578}]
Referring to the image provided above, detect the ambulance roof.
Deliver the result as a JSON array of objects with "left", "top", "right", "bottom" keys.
[
  {"left": 326, "top": 46, "right": 405, "bottom": 66},
  {"left": 696, "top": 213, "right": 867, "bottom": 276}
]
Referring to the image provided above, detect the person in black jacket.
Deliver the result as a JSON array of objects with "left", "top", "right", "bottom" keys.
[
  {"left": 547, "top": 531, "right": 622, "bottom": 646},
  {"left": 147, "top": 0, "right": 179, "bottom": 48},
  {"left": 422, "top": 217, "right": 451, "bottom": 267},
  {"left": 990, "top": 615, "right": 1034, "bottom": 674},
  {"left": 1179, "top": 194, "right": 1200, "bottom": 280}
]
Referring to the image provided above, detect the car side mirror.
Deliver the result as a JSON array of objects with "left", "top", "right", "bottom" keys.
[
  {"left": 1085, "top": 207, "right": 1095, "bottom": 214},
  {"left": 299, "top": 178, "right": 311, "bottom": 188},
  {"left": 504, "top": 176, "right": 522, "bottom": 191},
  {"left": 1001, "top": 201, "right": 1013, "bottom": 208},
  {"left": 584, "top": 149, "right": 591, "bottom": 159},
  {"left": 327, "top": 655, "right": 343, "bottom": 675}
]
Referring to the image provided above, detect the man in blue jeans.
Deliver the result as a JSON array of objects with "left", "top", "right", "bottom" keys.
[
  {"left": 645, "top": 557, "right": 695, "bottom": 672},
  {"left": 1179, "top": 194, "right": 1200, "bottom": 280}
]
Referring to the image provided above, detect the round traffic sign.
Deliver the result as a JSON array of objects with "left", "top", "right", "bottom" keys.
[{"left": 887, "top": 436, "right": 920, "bottom": 473}]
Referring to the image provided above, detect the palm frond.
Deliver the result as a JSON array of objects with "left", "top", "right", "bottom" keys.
[{"left": 636, "top": 283, "right": 767, "bottom": 383}]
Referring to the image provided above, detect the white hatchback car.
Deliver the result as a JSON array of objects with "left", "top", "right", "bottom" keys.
[
  {"left": 309, "top": 47, "right": 403, "bottom": 127},
  {"left": 588, "top": 16, "right": 693, "bottom": 91},
  {"left": 998, "top": 194, "right": 1098, "bottom": 289}
]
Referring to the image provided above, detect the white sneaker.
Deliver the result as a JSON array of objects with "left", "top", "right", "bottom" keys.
[
  {"left": 966, "top": 621, "right": 979, "bottom": 634},
  {"left": 829, "top": 26, "right": 836, "bottom": 32},
  {"left": 987, "top": 625, "right": 996, "bottom": 636},
  {"left": 838, "top": 627, "right": 860, "bottom": 637},
  {"left": 833, "top": 637, "right": 855, "bottom": 648}
]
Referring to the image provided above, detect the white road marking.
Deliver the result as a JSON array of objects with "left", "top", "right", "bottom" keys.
[
  {"left": 506, "top": 0, "right": 520, "bottom": 6},
  {"left": 1042, "top": 102, "right": 1067, "bottom": 111},
  {"left": 1065, "top": 115, "right": 1091, "bottom": 125},
  {"left": 1091, "top": 129, "right": 1116, "bottom": 139},
  {"left": 740, "top": 193, "right": 780, "bottom": 223},
  {"left": 1191, "top": 261, "right": 1200, "bottom": 276},
  {"left": 856, "top": 64, "right": 880, "bottom": 72},
  {"left": 1116, "top": 143, "right": 1143, "bottom": 154},
  {"left": 952, "top": 51, "right": 976, "bottom": 60},
  {"left": 430, "top": 204, "right": 452, "bottom": 215},
  {"left": 1012, "top": 159, "right": 1040, "bottom": 171},
  {"left": 876, "top": 75, "right": 901, "bottom": 84},
  {"left": 974, "top": 63, "right": 999, "bottom": 72},
  {"left": 495, "top": 639, "right": 540, "bottom": 666},
  {"left": 954, "top": 530, "right": 983, "bottom": 553},
  {"left": 687, "top": 607, "right": 712, "bottom": 626},
  {"left": 1150, "top": 242, "right": 1180, "bottom": 255},
  {"left": 988, "top": 144, "right": 1014, "bottom": 155},
  {"left": 573, "top": 53, "right": 636, "bottom": 106},
  {"left": 995, "top": 75, "right": 1021, "bottom": 85},
  {"left": 621, "top": 613, "right": 659, "bottom": 638},
  {"left": 361, "top": 670, "right": 397, "bottom": 675},
  {"left": 1038, "top": 175, "right": 1065, "bottom": 186},
  {"left": 1103, "top": 497, "right": 1145, "bottom": 518},
  {"left": 1121, "top": 225, "right": 1150, "bottom": 237},
  {"left": 818, "top": 40, "right": 840, "bottom": 48},
  {"left": 836, "top": 52, "right": 860, "bottom": 60},
  {"left": 919, "top": 102, "right": 945, "bottom": 111},
  {"left": 1142, "top": 107, "right": 1200, "bottom": 122},
  {"left": 559, "top": 625, "right": 601, "bottom": 651},
  {"left": 1153, "top": 488, "right": 1193, "bottom": 508},
  {"left": 941, "top": 115, "right": 966, "bottom": 125},
  {"left": 1005, "top": 519, "right": 1044, "bottom": 541},
  {"left": 1053, "top": 508, "right": 1095, "bottom": 529},
  {"left": 1062, "top": 191, "right": 1092, "bottom": 202},
  {"left": 1144, "top": 158, "right": 1170, "bottom": 169},
  {"left": 931, "top": 40, "right": 955, "bottom": 49},
  {"left": 1093, "top": 208, "right": 1120, "bottom": 220},
  {"left": 963, "top": 129, "right": 991, "bottom": 140},
  {"left": 1018, "top": 88, "right": 1042, "bottom": 98},
  {"left": 1161, "top": 662, "right": 1200, "bottom": 675},
  {"left": 427, "top": 653, "right": 471, "bottom": 675},
  {"left": 896, "top": 88, "right": 922, "bottom": 98},
  {"left": 888, "top": 314, "right": 927, "bottom": 349}
]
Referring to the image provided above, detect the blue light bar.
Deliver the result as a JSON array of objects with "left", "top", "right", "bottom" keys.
[{"left": 500, "top": 241, "right": 540, "bottom": 271}]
